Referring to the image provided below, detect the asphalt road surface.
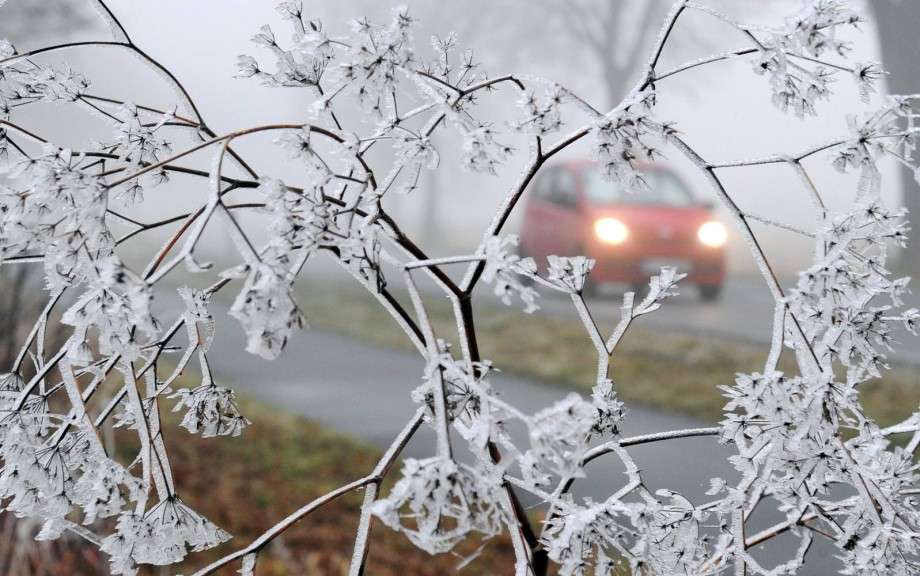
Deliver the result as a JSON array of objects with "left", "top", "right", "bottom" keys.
[
  {"left": 205, "top": 308, "right": 838, "bottom": 574},
  {"left": 209, "top": 320, "right": 733, "bottom": 495}
]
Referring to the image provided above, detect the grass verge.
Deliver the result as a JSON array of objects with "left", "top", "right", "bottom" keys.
[{"left": 294, "top": 282, "right": 920, "bottom": 427}]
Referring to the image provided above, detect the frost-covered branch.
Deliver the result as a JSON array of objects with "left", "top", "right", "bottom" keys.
[{"left": 1, "top": 0, "right": 918, "bottom": 574}]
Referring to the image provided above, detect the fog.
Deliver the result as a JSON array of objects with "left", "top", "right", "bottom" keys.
[{"left": 1, "top": 0, "right": 907, "bottom": 277}]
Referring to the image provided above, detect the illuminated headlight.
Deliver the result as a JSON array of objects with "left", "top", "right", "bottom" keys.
[
  {"left": 594, "top": 217, "right": 629, "bottom": 245},
  {"left": 697, "top": 221, "right": 727, "bottom": 248}
]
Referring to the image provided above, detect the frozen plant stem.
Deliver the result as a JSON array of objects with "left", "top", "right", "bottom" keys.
[{"left": 0, "top": 1, "right": 918, "bottom": 575}]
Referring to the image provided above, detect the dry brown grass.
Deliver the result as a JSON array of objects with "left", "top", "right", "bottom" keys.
[
  {"left": 15, "top": 396, "right": 516, "bottom": 576},
  {"left": 157, "top": 398, "right": 517, "bottom": 575}
]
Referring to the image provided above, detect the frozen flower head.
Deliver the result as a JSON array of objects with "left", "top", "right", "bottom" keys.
[
  {"left": 238, "top": 5, "right": 418, "bottom": 117},
  {"left": 72, "top": 448, "right": 143, "bottom": 524},
  {"left": 481, "top": 234, "right": 539, "bottom": 313},
  {"left": 0, "top": 424, "right": 72, "bottom": 521},
  {"left": 456, "top": 122, "right": 513, "bottom": 174},
  {"left": 277, "top": 126, "right": 322, "bottom": 166},
  {"left": 545, "top": 492, "right": 714, "bottom": 576},
  {"left": 852, "top": 62, "right": 886, "bottom": 103},
  {"left": 227, "top": 262, "right": 306, "bottom": 360},
  {"left": 0, "top": 418, "right": 141, "bottom": 532},
  {"left": 785, "top": 0, "right": 860, "bottom": 58},
  {"left": 0, "top": 379, "right": 25, "bottom": 441},
  {"left": 620, "top": 266, "right": 687, "bottom": 318},
  {"left": 111, "top": 103, "right": 173, "bottom": 167},
  {"left": 338, "top": 215, "right": 387, "bottom": 290},
  {"left": 590, "top": 89, "right": 671, "bottom": 193},
  {"left": 547, "top": 255, "right": 595, "bottom": 294},
  {"left": 235, "top": 54, "right": 260, "bottom": 79},
  {"left": 513, "top": 83, "right": 569, "bottom": 136},
  {"left": 256, "top": 177, "right": 332, "bottom": 257},
  {"left": 170, "top": 381, "right": 250, "bottom": 438},
  {"left": 541, "top": 499, "right": 627, "bottom": 576},
  {"left": 371, "top": 457, "right": 505, "bottom": 554},
  {"left": 523, "top": 394, "right": 597, "bottom": 482},
  {"left": 411, "top": 346, "right": 503, "bottom": 450},
  {"left": 749, "top": 0, "right": 870, "bottom": 118},
  {"left": 832, "top": 100, "right": 915, "bottom": 197},
  {"left": 59, "top": 255, "right": 157, "bottom": 364},
  {"left": 389, "top": 132, "right": 440, "bottom": 194},
  {"left": 333, "top": 6, "right": 416, "bottom": 116},
  {"left": 0, "top": 384, "right": 48, "bottom": 443},
  {"left": 753, "top": 44, "right": 833, "bottom": 118},
  {"left": 101, "top": 497, "right": 229, "bottom": 573},
  {"left": 0, "top": 372, "right": 23, "bottom": 392}
]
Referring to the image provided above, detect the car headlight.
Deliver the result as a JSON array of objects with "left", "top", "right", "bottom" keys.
[
  {"left": 594, "top": 217, "right": 629, "bottom": 245},
  {"left": 697, "top": 221, "right": 727, "bottom": 248}
]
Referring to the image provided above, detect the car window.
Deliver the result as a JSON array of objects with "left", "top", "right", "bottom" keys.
[
  {"left": 551, "top": 169, "right": 578, "bottom": 208},
  {"left": 583, "top": 167, "right": 694, "bottom": 206},
  {"left": 531, "top": 170, "right": 554, "bottom": 201}
]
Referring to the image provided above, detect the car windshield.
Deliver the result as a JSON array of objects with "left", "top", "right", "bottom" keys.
[{"left": 583, "top": 167, "right": 695, "bottom": 206}]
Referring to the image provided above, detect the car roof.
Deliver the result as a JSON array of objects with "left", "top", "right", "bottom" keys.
[{"left": 553, "top": 159, "right": 674, "bottom": 174}]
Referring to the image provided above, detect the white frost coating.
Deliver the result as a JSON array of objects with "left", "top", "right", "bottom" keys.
[
  {"left": 87, "top": 0, "right": 131, "bottom": 44},
  {"left": 238, "top": 553, "right": 257, "bottom": 575},
  {"left": 1, "top": 1, "right": 920, "bottom": 575},
  {"left": 481, "top": 234, "right": 539, "bottom": 313}
]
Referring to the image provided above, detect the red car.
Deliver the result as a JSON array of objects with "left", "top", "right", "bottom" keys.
[{"left": 520, "top": 161, "right": 727, "bottom": 301}]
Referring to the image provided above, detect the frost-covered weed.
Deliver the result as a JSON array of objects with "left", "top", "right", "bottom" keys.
[{"left": 0, "top": 1, "right": 919, "bottom": 575}]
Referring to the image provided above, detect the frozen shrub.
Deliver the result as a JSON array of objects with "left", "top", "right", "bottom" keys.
[{"left": 0, "top": 1, "right": 918, "bottom": 574}]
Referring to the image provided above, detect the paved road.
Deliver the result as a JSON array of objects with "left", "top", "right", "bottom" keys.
[
  {"left": 208, "top": 320, "right": 732, "bottom": 499},
  {"left": 204, "top": 310, "right": 837, "bottom": 573}
]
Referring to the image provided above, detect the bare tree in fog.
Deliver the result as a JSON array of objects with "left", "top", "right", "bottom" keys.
[
  {"left": 3, "top": 1, "right": 920, "bottom": 576},
  {"left": 529, "top": 1, "right": 670, "bottom": 107},
  {"left": 415, "top": 0, "right": 675, "bottom": 108}
]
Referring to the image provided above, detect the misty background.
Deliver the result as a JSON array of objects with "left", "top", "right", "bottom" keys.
[{"left": 2, "top": 0, "right": 915, "bottom": 280}]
